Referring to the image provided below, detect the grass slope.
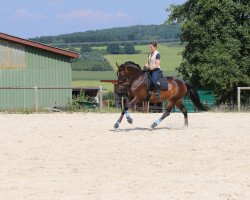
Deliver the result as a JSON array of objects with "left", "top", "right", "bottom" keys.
[{"left": 104, "top": 43, "right": 183, "bottom": 75}]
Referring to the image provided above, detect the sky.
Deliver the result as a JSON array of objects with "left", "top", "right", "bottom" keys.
[{"left": 0, "top": 0, "right": 186, "bottom": 39}]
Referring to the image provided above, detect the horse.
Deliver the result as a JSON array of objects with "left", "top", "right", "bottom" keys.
[{"left": 113, "top": 61, "right": 209, "bottom": 130}]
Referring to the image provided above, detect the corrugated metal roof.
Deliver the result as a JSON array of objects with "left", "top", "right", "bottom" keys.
[{"left": 0, "top": 32, "right": 79, "bottom": 59}]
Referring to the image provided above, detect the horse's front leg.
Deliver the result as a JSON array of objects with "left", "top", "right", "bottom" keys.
[
  {"left": 114, "top": 98, "right": 127, "bottom": 128},
  {"left": 114, "top": 97, "right": 138, "bottom": 129},
  {"left": 113, "top": 106, "right": 131, "bottom": 128}
]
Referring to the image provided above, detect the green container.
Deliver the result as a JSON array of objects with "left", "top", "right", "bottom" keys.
[{"left": 163, "top": 90, "right": 215, "bottom": 113}]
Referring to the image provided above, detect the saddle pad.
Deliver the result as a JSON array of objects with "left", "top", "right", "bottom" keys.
[{"left": 159, "top": 76, "right": 168, "bottom": 90}]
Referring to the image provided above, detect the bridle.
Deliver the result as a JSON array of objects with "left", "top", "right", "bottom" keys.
[{"left": 117, "top": 68, "right": 129, "bottom": 97}]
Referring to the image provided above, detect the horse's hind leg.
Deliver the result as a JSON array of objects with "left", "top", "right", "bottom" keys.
[
  {"left": 176, "top": 100, "right": 188, "bottom": 127},
  {"left": 150, "top": 101, "right": 174, "bottom": 129}
]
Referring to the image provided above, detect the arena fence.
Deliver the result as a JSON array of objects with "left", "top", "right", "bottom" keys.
[{"left": 0, "top": 86, "right": 103, "bottom": 111}]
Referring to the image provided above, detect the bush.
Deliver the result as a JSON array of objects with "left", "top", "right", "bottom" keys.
[
  {"left": 107, "top": 43, "right": 120, "bottom": 54},
  {"left": 106, "top": 43, "right": 138, "bottom": 54},
  {"left": 124, "top": 43, "right": 135, "bottom": 54},
  {"left": 103, "top": 91, "right": 115, "bottom": 107}
]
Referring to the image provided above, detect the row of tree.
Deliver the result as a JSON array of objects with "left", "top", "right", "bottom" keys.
[
  {"left": 30, "top": 24, "right": 181, "bottom": 45},
  {"left": 106, "top": 43, "right": 137, "bottom": 54}
]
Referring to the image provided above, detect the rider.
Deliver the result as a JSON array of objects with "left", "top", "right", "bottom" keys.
[{"left": 144, "top": 41, "right": 161, "bottom": 101}]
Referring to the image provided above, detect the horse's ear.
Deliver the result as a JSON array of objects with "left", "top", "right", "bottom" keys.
[{"left": 116, "top": 62, "right": 120, "bottom": 69}]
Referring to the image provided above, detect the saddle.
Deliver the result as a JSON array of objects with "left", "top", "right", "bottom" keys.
[
  {"left": 144, "top": 70, "right": 168, "bottom": 100},
  {"left": 158, "top": 71, "right": 168, "bottom": 90}
]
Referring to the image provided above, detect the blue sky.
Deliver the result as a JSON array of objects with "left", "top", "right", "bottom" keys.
[{"left": 1, "top": 0, "right": 185, "bottom": 39}]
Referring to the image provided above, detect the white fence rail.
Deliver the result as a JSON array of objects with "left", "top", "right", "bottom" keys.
[{"left": 0, "top": 86, "right": 103, "bottom": 111}]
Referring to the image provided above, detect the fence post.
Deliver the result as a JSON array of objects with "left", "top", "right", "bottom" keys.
[
  {"left": 237, "top": 87, "right": 241, "bottom": 112},
  {"left": 34, "top": 86, "right": 38, "bottom": 112},
  {"left": 98, "top": 86, "right": 103, "bottom": 110}
]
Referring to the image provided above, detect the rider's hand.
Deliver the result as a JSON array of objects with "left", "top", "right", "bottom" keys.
[{"left": 143, "top": 66, "right": 149, "bottom": 73}]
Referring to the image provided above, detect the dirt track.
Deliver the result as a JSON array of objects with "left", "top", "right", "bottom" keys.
[{"left": 0, "top": 112, "right": 250, "bottom": 200}]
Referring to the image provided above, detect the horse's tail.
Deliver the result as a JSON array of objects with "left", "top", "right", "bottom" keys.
[{"left": 185, "top": 81, "right": 209, "bottom": 111}]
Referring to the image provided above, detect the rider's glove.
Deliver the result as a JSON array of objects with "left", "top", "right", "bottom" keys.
[{"left": 143, "top": 66, "right": 149, "bottom": 73}]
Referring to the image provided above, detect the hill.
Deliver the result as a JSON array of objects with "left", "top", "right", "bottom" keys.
[{"left": 29, "top": 24, "right": 181, "bottom": 45}]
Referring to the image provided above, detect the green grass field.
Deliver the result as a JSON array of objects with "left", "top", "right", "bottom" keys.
[
  {"left": 72, "top": 71, "right": 116, "bottom": 91},
  {"left": 72, "top": 43, "right": 184, "bottom": 92}
]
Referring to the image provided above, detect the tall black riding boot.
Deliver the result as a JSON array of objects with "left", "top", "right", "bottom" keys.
[{"left": 153, "top": 83, "right": 161, "bottom": 101}]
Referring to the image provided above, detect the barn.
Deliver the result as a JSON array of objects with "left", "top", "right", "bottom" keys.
[{"left": 0, "top": 32, "right": 79, "bottom": 111}]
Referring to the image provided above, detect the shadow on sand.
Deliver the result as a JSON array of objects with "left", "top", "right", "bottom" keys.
[{"left": 110, "top": 126, "right": 186, "bottom": 132}]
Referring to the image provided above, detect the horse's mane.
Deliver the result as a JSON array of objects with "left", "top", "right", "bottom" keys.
[{"left": 124, "top": 61, "right": 142, "bottom": 70}]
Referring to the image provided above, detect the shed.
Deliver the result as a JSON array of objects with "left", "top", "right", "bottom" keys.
[{"left": 0, "top": 32, "right": 79, "bottom": 110}]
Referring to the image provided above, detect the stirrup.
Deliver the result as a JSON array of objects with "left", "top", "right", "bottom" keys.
[
  {"left": 147, "top": 91, "right": 152, "bottom": 101},
  {"left": 155, "top": 93, "right": 161, "bottom": 101}
]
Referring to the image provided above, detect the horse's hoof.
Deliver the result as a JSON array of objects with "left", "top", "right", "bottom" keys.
[
  {"left": 150, "top": 122, "right": 157, "bottom": 129},
  {"left": 114, "top": 122, "right": 119, "bottom": 129},
  {"left": 127, "top": 117, "right": 133, "bottom": 124}
]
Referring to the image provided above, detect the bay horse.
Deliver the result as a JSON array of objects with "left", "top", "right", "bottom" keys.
[{"left": 114, "top": 61, "right": 209, "bottom": 129}]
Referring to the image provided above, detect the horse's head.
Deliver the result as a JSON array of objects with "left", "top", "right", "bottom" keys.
[
  {"left": 115, "top": 61, "right": 143, "bottom": 96},
  {"left": 116, "top": 62, "right": 127, "bottom": 96},
  {"left": 116, "top": 61, "right": 142, "bottom": 81}
]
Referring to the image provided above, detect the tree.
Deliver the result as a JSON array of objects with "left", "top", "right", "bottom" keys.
[
  {"left": 107, "top": 43, "right": 120, "bottom": 54},
  {"left": 80, "top": 44, "right": 92, "bottom": 54},
  {"left": 124, "top": 43, "right": 136, "bottom": 54},
  {"left": 167, "top": 0, "right": 250, "bottom": 104}
]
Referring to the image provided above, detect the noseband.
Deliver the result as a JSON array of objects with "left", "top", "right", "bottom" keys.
[{"left": 117, "top": 68, "right": 129, "bottom": 97}]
